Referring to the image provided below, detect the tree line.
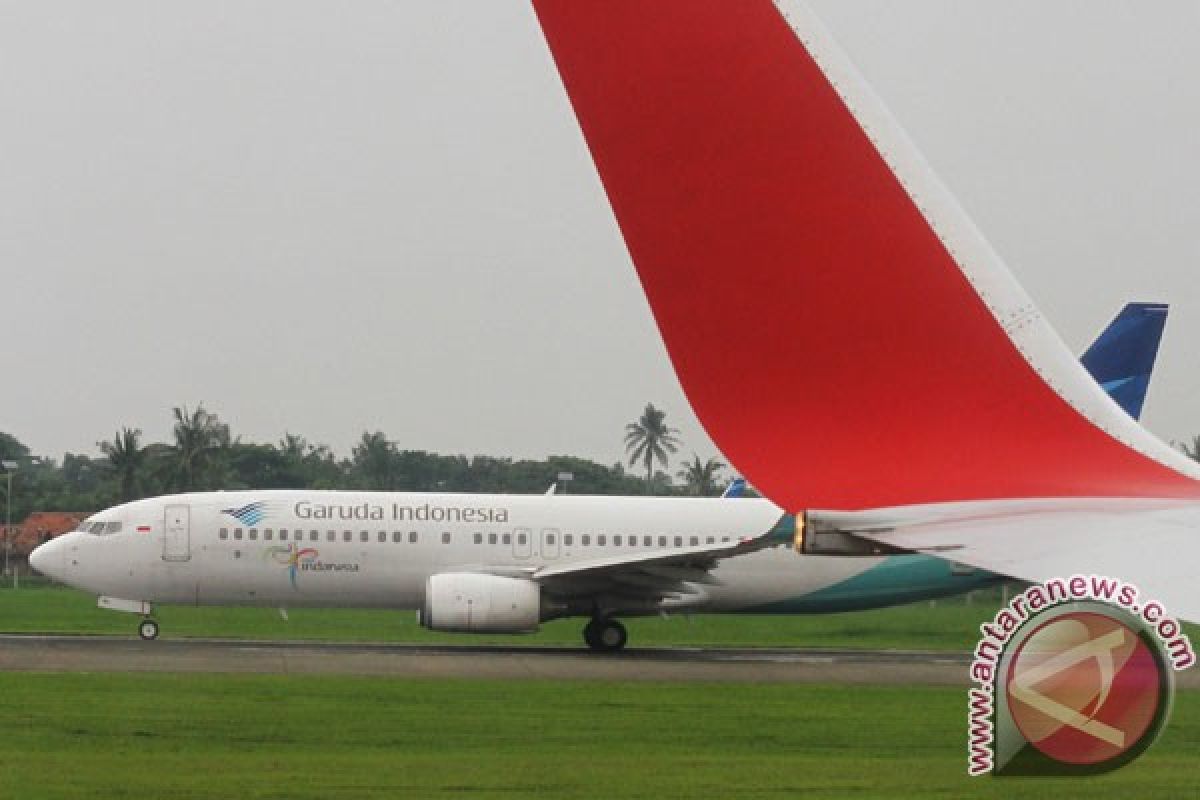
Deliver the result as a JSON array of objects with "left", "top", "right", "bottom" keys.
[{"left": 0, "top": 403, "right": 733, "bottom": 521}]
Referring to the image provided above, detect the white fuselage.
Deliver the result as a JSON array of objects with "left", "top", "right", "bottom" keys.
[{"left": 32, "top": 490, "right": 995, "bottom": 618}]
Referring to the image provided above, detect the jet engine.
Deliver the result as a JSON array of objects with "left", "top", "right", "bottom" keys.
[{"left": 419, "top": 572, "right": 541, "bottom": 633}]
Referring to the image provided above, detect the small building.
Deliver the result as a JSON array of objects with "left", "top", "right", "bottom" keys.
[{"left": 8, "top": 511, "right": 88, "bottom": 557}]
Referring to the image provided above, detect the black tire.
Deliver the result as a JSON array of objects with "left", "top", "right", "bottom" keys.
[
  {"left": 138, "top": 619, "right": 160, "bottom": 641},
  {"left": 585, "top": 618, "right": 627, "bottom": 652},
  {"left": 582, "top": 620, "right": 600, "bottom": 650}
]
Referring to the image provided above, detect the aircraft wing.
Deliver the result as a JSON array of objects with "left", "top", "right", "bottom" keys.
[
  {"left": 528, "top": 530, "right": 777, "bottom": 608},
  {"left": 807, "top": 499, "right": 1200, "bottom": 623}
]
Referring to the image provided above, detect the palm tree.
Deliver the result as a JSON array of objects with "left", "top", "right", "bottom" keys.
[
  {"left": 99, "top": 427, "right": 146, "bottom": 501},
  {"left": 676, "top": 454, "right": 726, "bottom": 496},
  {"left": 1180, "top": 435, "right": 1200, "bottom": 462},
  {"left": 171, "top": 405, "right": 231, "bottom": 490},
  {"left": 624, "top": 403, "right": 681, "bottom": 489}
]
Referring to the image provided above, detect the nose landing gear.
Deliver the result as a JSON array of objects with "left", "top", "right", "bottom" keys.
[
  {"left": 138, "top": 618, "right": 160, "bottom": 641},
  {"left": 583, "top": 617, "right": 627, "bottom": 652}
]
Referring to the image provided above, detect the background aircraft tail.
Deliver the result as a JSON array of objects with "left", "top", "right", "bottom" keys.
[
  {"left": 1081, "top": 303, "right": 1169, "bottom": 420},
  {"left": 533, "top": 0, "right": 1200, "bottom": 509}
]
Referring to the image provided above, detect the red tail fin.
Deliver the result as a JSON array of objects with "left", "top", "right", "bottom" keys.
[{"left": 533, "top": 0, "right": 1200, "bottom": 509}]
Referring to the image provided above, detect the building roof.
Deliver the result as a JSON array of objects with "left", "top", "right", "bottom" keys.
[{"left": 5, "top": 511, "right": 88, "bottom": 555}]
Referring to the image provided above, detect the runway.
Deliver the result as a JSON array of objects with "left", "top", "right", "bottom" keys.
[
  {"left": 4, "top": 636, "right": 1196, "bottom": 686},
  {"left": 0, "top": 634, "right": 979, "bottom": 684}
]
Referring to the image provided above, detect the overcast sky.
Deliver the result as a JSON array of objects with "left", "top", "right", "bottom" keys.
[{"left": 4, "top": 1, "right": 1199, "bottom": 470}]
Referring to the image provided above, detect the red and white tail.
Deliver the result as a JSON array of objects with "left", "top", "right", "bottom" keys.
[{"left": 532, "top": 0, "right": 1200, "bottom": 510}]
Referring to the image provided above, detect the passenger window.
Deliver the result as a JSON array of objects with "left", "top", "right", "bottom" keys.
[
  {"left": 264, "top": 530, "right": 273, "bottom": 541},
  {"left": 658, "top": 536, "right": 667, "bottom": 547},
  {"left": 597, "top": 535, "right": 606, "bottom": 546},
  {"left": 378, "top": 531, "right": 387, "bottom": 543},
  {"left": 564, "top": 534, "right": 573, "bottom": 546},
  {"left": 249, "top": 529, "right": 258, "bottom": 540},
  {"left": 360, "top": 531, "right": 369, "bottom": 543},
  {"left": 502, "top": 533, "right": 511, "bottom": 545},
  {"left": 473, "top": 533, "right": 483, "bottom": 545},
  {"left": 644, "top": 536, "right": 652, "bottom": 547},
  {"left": 310, "top": 530, "right": 319, "bottom": 542},
  {"left": 409, "top": 531, "right": 418, "bottom": 543},
  {"left": 546, "top": 533, "right": 556, "bottom": 545},
  {"left": 442, "top": 532, "right": 452, "bottom": 544},
  {"left": 614, "top": 535, "right": 622, "bottom": 546},
  {"left": 234, "top": 529, "right": 243, "bottom": 540},
  {"left": 280, "top": 530, "right": 288, "bottom": 541},
  {"left": 488, "top": 533, "right": 497, "bottom": 545},
  {"left": 517, "top": 532, "right": 527, "bottom": 545},
  {"left": 582, "top": 534, "right": 591, "bottom": 546},
  {"left": 219, "top": 529, "right": 229, "bottom": 540},
  {"left": 326, "top": 531, "right": 335, "bottom": 542},
  {"left": 343, "top": 531, "right": 352, "bottom": 542},
  {"left": 674, "top": 536, "right": 683, "bottom": 547},
  {"left": 706, "top": 536, "right": 715, "bottom": 545},
  {"left": 690, "top": 536, "right": 698, "bottom": 547},
  {"left": 722, "top": 536, "right": 730, "bottom": 543},
  {"left": 393, "top": 532, "right": 403, "bottom": 543}
]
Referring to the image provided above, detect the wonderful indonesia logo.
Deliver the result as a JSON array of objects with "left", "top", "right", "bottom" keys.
[{"left": 967, "top": 575, "right": 1194, "bottom": 776}]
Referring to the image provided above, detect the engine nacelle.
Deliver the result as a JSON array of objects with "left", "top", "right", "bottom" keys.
[{"left": 420, "top": 572, "right": 541, "bottom": 633}]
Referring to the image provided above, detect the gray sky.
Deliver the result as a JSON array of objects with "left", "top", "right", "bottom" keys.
[{"left": 4, "top": 1, "right": 1199, "bottom": 470}]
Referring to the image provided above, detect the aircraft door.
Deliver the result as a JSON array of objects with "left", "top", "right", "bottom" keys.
[
  {"left": 513, "top": 527, "right": 532, "bottom": 559},
  {"left": 163, "top": 505, "right": 191, "bottom": 562},
  {"left": 541, "top": 528, "right": 561, "bottom": 560}
]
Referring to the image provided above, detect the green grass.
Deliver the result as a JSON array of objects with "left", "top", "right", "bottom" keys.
[
  {"left": 0, "top": 673, "right": 1196, "bottom": 799},
  {"left": 2, "top": 584, "right": 1019, "bottom": 650},
  {"left": 4, "top": 584, "right": 1197, "bottom": 652}
]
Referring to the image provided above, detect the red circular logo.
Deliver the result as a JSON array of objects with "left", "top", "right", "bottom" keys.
[{"left": 1005, "top": 611, "right": 1164, "bottom": 766}]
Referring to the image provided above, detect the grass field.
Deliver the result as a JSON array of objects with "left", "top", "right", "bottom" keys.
[
  {"left": 4, "top": 584, "right": 1199, "bottom": 652},
  {"left": 2, "top": 584, "right": 1022, "bottom": 650},
  {"left": 0, "top": 673, "right": 1196, "bottom": 799},
  {"left": 4, "top": 587, "right": 1197, "bottom": 797}
]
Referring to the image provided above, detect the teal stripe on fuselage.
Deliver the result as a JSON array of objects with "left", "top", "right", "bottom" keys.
[{"left": 745, "top": 554, "right": 1002, "bottom": 614}]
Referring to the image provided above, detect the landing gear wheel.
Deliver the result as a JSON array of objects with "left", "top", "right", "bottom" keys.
[
  {"left": 138, "top": 618, "right": 160, "bottom": 641},
  {"left": 583, "top": 618, "right": 627, "bottom": 652}
]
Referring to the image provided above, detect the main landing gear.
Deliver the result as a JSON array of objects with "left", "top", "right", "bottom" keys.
[
  {"left": 583, "top": 617, "right": 627, "bottom": 652},
  {"left": 138, "top": 618, "right": 160, "bottom": 641}
]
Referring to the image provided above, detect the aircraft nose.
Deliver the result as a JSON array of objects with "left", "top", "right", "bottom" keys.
[{"left": 29, "top": 537, "right": 65, "bottom": 580}]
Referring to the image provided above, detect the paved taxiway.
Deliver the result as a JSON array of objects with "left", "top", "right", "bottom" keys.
[{"left": 3, "top": 636, "right": 1196, "bottom": 686}]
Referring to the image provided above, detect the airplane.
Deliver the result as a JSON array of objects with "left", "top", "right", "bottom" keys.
[
  {"left": 27, "top": 299, "right": 1169, "bottom": 649},
  {"left": 529, "top": 1, "right": 1200, "bottom": 623},
  {"left": 28, "top": 8, "right": 1180, "bottom": 652}
]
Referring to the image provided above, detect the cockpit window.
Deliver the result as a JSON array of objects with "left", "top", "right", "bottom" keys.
[{"left": 82, "top": 520, "right": 122, "bottom": 535}]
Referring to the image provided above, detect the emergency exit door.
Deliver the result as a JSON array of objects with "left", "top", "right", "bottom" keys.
[{"left": 163, "top": 505, "right": 191, "bottom": 562}]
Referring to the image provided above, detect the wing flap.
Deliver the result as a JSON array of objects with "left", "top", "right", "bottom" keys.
[{"left": 531, "top": 531, "right": 772, "bottom": 606}]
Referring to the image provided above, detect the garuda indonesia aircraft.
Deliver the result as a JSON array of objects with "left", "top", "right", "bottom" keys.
[
  {"left": 30, "top": 304, "right": 1161, "bottom": 649},
  {"left": 530, "top": 2, "right": 1200, "bottom": 623},
  {"left": 30, "top": 1, "right": 1189, "bottom": 648}
]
